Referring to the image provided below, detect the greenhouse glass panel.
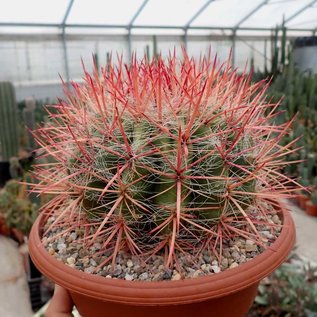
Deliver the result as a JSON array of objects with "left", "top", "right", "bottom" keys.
[
  {"left": 241, "top": 0, "right": 314, "bottom": 28},
  {"left": 191, "top": 0, "right": 264, "bottom": 28},
  {"left": 67, "top": 0, "right": 144, "bottom": 25},
  {"left": 98, "top": 40, "right": 129, "bottom": 64},
  {"left": 0, "top": 0, "right": 67, "bottom": 23},
  {"left": 234, "top": 40, "right": 268, "bottom": 72},
  {"left": 286, "top": 4, "right": 317, "bottom": 29},
  {"left": 131, "top": 38, "right": 154, "bottom": 59},
  {"left": 0, "top": 27, "right": 60, "bottom": 34},
  {"left": 67, "top": 41, "right": 99, "bottom": 80},
  {"left": 66, "top": 39, "right": 129, "bottom": 80},
  {"left": 27, "top": 42, "right": 65, "bottom": 82},
  {"left": 0, "top": 42, "right": 28, "bottom": 83},
  {"left": 187, "top": 40, "right": 232, "bottom": 63},
  {"left": 156, "top": 38, "right": 184, "bottom": 58},
  {"left": 133, "top": 0, "right": 206, "bottom": 26}
]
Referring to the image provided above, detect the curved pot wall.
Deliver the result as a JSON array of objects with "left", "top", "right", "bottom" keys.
[{"left": 29, "top": 208, "right": 295, "bottom": 317}]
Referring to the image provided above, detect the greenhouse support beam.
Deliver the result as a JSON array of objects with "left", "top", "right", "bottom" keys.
[
  {"left": 62, "top": 0, "right": 75, "bottom": 26},
  {"left": 128, "top": 30, "right": 132, "bottom": 60},
  {"left": 61, "top": 30, "right": 70, "bottom": 84},
  {"left": 234, "top": 0, "right": 268, "bottom": 30},
  {"left": 153, "top": 35, "right": 158, "bottom": 58},
  {"left": 127, "top": 0, "right": 149, "bottom": 60},
  {"left": 284, "top": 0, "right": 317, "bottom": 24},
  {"left": 184, "top": 29, "right": 188, "bottom": 51},
  {"left": 128, "top": 0, "right": 149, "bottom": 28},
  {"left": 0, "top": 33, "right": 295, "bottom": 43},
  {"left": 0, "top": 22, "right": 314, "bottom": 33},
  {"left": 184, "top": 0, "right": 215, "bottom": 29},
  {"left": 232, "top": 29, "right": 236, "bottom": 66}
]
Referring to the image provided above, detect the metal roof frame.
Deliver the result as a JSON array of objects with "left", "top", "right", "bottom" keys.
[
  {"left": 233, "top": 0, "right": 269, "bottom": 30},
  {"left": 284, "top": 0, "right": 317, "bottom": 24},
  {"left": 184, "top": 0, "right": 215, "bottom": 29},
  {"left": 0, "top": 0, "right": 316, "bottom": 33}
]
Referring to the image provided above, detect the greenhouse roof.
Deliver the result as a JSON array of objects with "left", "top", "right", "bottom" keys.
[{"left": 0, "top": 0, "right": 317, "bottom": 34}]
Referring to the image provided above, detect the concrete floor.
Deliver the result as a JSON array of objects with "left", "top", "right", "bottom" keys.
[
  {"left": 0, "top": 236, "right": 32, "bottom": 317},
  {"left": 0, "top": 200, "right": 316, "bottom": 316},
  {"left": 287, "top": 201, "right": 317, "bottom": 264}
]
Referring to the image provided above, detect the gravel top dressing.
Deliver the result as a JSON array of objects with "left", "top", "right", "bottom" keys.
[{"left": 43, "top": 210, "right": 282, "bottom": 282}]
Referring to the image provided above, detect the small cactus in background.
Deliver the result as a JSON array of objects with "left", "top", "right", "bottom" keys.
[
  {"left": 23, "top": 97, "right": 36, "bottom": 151},
  {"left": 31, "top": 53, "right": 298, "bottom": 269},
  {"left": 0, "top": 82, "right": 19, "bottom": 161}
]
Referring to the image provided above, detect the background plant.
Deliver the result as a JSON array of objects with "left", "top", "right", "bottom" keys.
[
  {"left": 0, "top": 178, "right": 38, "bottom": 235},
  {"left": 248, "top": 254, "right": 317, "bottom": 317},
  {"left": 31, "top": 52, "right": 298, "bottom": 270},
  {"left": 265, "top": 46, "right": 317, "bottom": 187},
  {"left": 0, "top": 81, "right": 19, "bottom": 161}
]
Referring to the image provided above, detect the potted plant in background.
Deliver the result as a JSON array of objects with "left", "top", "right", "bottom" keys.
[
  {"left": 305, "top": 177, "right": 317, "bottom": 216},
  {"left": 0, "top": 179, "right": 37, "bottom": 243},
  {"left": 28, "top": 52, "right": 298, "bottom": 317},
  {"left": 306, "top": 192, "right": 317, "bottom": 216}
]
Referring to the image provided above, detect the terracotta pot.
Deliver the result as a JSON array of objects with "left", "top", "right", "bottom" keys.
[
  {"left": 29, "top": 208, "right": 295, "bottom": 317},
  {"left": 298, "top": 195, "right": 310, "bottom": 209},
  {"left": 305, "top": 201, "right": 317, "bottom": 217}
]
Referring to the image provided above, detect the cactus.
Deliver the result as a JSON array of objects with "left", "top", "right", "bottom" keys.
[
  {"left": 31, "top": 53, "right": 298, "bottom": 270},
  {"left": 0, "top": 82, "right": 19, "bottom": 161},
  {"left": 280, "top": 26, "right": 287, "bottom": 69},
  {"left": 267, "top": 43, "right": 317, "bottom": 187},
  {"left": 22, "top": 97, "right": 36, "bottom": 150}
]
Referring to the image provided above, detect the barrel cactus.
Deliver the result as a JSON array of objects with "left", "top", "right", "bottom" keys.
[{"left": 31, "top": 53, "right": 297, "bottom": 270}]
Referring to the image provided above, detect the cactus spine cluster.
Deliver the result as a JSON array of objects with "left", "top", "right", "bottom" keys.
[
  {"left": 0, "top": 82, "right": 19, "bottom": 161},
  {"left": 32, "top": 53, "right": 296, "bottom": 268}
]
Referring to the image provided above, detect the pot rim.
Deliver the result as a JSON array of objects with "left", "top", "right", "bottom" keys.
[{"left": 29, "top": 202, "right": 295, "bottom": 305}]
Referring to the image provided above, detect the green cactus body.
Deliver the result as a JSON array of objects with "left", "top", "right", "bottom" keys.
[{"left": 0, "top": 82, "right": 19, "bottom": 161}]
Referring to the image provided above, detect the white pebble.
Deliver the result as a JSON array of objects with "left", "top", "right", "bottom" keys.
[
  {"left": 84, "top": 266, "right": 95, "bottom": 274},
  {"left": 139, "top": 272, "right": 149, "bottom": 280},
  {"left": 125, "top": 273, "right": 134, "bottom": 281},
  {"left": 69, "top": 232, "right": 77, "bottom": 241},
  {"left": 171, "top": 273, "right": 181, "bottom": 280},
  {"left": 211, "top": 265, "right": 221, "bottom": 273},
  {"left": 272, "top": 215, "right": 280, "bottom": 224},
  {"left": 229, "top": 262, "right": 239, "bottom": 269},
  {"left": 221, "top": 258, "right": 229, "bottom": 268},
  {"left": 67, "top": 257, "right": 76, "bottom": 265},
  {"left": 126, "top": 259, "right": 133, "bottom": 268},
  {"left": 82, "top": 257, "right": 90, "bottom": 265},
  {"left": 245, "top": 240, "right": 255, "bottom": 245},
  {"left": 193, "top": 270, "right": 203, "bottom": 278},
  {"left": 90, "top": 259, "right": 97, "bottom": 266},
  {"left": 57, "top": 243, "right": 66, "bottom": 251},
  {"left": 245, "top": 244, "right": 257, "bottom": 252}
]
